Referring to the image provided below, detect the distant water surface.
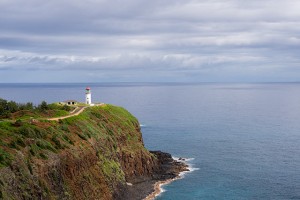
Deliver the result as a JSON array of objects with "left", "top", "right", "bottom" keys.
[{"left": 0, "top": 83, "right": 299, "bottom": 199}]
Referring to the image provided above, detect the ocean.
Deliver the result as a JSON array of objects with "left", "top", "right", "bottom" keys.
[{"left": 0, "top": 83, "right": 300, "bottom": 200}]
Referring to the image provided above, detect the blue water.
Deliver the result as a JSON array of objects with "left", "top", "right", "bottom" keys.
[{"left": 0, "top": 83, "right": 300, "bottom": 200}]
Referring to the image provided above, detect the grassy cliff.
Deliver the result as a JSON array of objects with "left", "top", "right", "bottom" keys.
[{"left": 0, "top": 104, "right": 158, "bottom": 199}]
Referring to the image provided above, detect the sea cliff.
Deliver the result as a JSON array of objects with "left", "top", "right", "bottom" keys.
[{"left": 0, "top": 104, "right": 187, "bottom": 199}]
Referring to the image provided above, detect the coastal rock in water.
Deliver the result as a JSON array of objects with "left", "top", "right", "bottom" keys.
[
  {"left": 150, "top": 151, "right": 189, "bottom": 180},
  {"left": 120, "top": 151, "right": 189, "bottom": 200},
  {"left": 178, "top": 157, "right": 186, "bottom": 161}
]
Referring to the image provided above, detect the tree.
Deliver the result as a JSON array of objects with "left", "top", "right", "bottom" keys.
[
  {"left": 38, "top": 101, "right": 49, "bottom": 111},
  {"left": 7, "top": 101, "right": 18, "bottom": 113},
  {"left": 0, "top": 98, "right": 7, "bottom": 116},
  {"left": 14, "top": 119, "right": 23, "bottom": 127},
  {"left": 18, "top": 102, "right": 34, "bottom": 110}
]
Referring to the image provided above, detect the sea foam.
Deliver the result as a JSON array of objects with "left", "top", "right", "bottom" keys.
[
  {"left": 156, "top": 157, "right": 199, "bottom": 195},
  {"left": 173, "top": 157, "right": 199, "bottom": 178}
]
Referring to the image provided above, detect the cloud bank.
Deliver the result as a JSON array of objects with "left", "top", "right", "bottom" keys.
[{"left": 1, "top": 0, "right": 300, "bottom": 82}]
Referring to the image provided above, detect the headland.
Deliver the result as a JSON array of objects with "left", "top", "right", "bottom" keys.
[{"left": 0, "top": 98, "right": 189, "bottom": 199}]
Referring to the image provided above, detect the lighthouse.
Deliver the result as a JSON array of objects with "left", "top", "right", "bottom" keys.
[{"left": 85, "top": 87, "right": 92, "bottom": 105}]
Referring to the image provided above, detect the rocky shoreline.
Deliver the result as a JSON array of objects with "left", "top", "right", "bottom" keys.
[{"left": 119, "top": 151, "right": 189, "bottom": 200}]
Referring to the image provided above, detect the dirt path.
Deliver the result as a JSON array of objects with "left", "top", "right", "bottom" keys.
[
  {"left": 47, "top": 106, "right": 87, "bottom": 121},
  {"left": 47, "top": 103, "right": 105, "bottom": 121}
]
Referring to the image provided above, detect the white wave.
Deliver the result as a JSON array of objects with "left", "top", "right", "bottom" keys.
[
  {"left": 172, "top": 156, "right": 180, "bottom": 160},
  {"left": 184, "top": 158, "right": 195, "bottom": 162},
  {"left": 179, "top": 166, "right": 199, "bottom": 177},
  {"left": 172, "top": 156, "right": 195, "bottom": 162},
  {"left": 172, "top": 156, "right": 199, "bottom": 178},
  {"left": 159, "top": 187, "right": 166, "bottom": 193},
  {"left": 146, "top": 156, "right": 199, "bottom": 199},
  {"left": 153, "top": 182, "right": 167, "bottom": 198},
  {"left": 188, "top": 166, "right": 200, "bottom": 172},
  {"left": 140, "top": 124, "right": 146, "bottom": 127}
]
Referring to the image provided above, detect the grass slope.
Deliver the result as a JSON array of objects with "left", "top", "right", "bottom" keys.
[{"left": 0, "top": 104, "right": 150, "bottom": 199}]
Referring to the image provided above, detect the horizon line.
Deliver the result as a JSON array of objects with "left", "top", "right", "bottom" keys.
[{"left": 0, "top": 81, "right": 300, "bottom": 84}]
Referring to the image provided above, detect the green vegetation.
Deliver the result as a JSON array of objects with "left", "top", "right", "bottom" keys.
[
  {"left": 0, "top": 98, "right": 73, "bottom": 119},
  {"left": 0, "top": 148, "right": 12, "bottom": 167},
  {"left": 0, "top": 99, "right": 154, "bottom": 199},
  {"left": 98, "top": 154, "right": 125, "bottom": 182},
  {"left": 0, "top": 100, "right": 145, "bottom": 169}
]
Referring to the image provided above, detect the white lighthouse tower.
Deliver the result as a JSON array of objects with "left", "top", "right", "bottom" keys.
[{"left": 85, "top": 87, "right": 92, "bottom": 105}]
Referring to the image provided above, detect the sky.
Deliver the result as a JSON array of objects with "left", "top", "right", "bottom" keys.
[{"left": 1, "top": 0, "right": 300, "bottom": 83}]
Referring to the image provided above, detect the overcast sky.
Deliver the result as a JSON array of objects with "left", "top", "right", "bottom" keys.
[{"left": 1, "top": 0, "right": 300, "bottom": 82}]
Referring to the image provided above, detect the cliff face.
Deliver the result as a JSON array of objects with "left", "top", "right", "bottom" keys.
[{"left": 0, "top": 105, "right": 159, "bottom": 199}]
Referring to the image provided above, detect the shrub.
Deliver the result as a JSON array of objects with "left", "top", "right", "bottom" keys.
[
  {"left": 0, "top": 148, "right": 12, "bottom": 167},
  {"left": 33, "top": 127, "right": 48, "bottom": 138},
  {"left": 62, "top": 134, "right": 74, "bottom": 145},
  {"left": 39, "top": 153, "right": 48, "bottom": 160},
  {"left": 18, "top": 126, "right": 47, "bottom": 139},
  {"left": 16, "top": 137, "right": 26, "bottom": 147},
  {"left": 19, "top": 126, "right": 36, "bottom": 138},
  {"left": 62, "top": 105, "right": 72, "bottom": 111},
  {"left": 75, "top": 131, "right": 88, "bottom": 141},
  {"left": 36, "top": 140, "right": 57, "bottom": 153},
  {"left": 101, "top": 158, "right": 125, "bottom": 182},
  {"left": 14, "top": 119, "right": 23, "bottom": 127},
  {"left": 51, "top": 135, "right": 65, "bottom": 149},
  {"left": 9, "top": 141, "right": 19, "bottom": 149},
  {"left": 60, "top": 124, "right": 69, "bottom": 132},
  {"left": 29, "top": 144, "right": 39, "bottom": 156}
]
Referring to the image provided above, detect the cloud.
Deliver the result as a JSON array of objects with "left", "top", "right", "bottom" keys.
[{"left": 0, "top": 0, "right": 300, "bottom": 82}]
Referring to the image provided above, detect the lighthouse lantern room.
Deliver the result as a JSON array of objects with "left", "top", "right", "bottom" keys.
[{"left": 85, "top": 87, "right": 92, "bottom": 105}]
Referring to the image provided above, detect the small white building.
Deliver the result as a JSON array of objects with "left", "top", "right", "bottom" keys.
[
  {"left": 61, "top": 100, "right": 78, "bottom": 105},
  {"left": 85, "top": 87, "right": 92, "bottom": 105}
]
